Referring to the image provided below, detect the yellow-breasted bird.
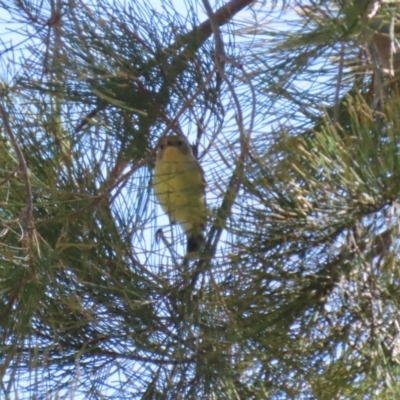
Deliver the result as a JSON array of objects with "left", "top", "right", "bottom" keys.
[{"left": 153, "top": 135, "right": 207, "bottom": 254}]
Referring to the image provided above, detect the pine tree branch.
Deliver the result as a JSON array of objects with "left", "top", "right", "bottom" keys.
[
  {"left": 73, "top": 0, "right": 254, "bottom": 135},
  {"left": 0, "top": 102, "right": 36, "bottom": 275}
]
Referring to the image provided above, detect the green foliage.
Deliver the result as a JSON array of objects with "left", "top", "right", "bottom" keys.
[{"left": 1, "top": 0, "right": 400, "bottom": 398}]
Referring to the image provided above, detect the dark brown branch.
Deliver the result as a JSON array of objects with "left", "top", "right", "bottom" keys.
[{"left": 170, "top": 0, "right": 254, "bottom": 52}]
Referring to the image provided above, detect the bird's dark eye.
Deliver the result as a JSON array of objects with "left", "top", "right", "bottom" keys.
[
  {"left": 177, "top": 140, "right": 183, "bottom": 146},
  {"left": 159, "top": 144, "right": 164, "bottom": 150}
]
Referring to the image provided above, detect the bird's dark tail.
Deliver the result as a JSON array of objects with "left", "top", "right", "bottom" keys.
[{"left": 187, "top": 232, "right": 204, "bottom": 254}]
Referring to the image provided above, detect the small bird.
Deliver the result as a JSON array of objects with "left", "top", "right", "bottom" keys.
[{"left": 153, "top": 135, "right": 207, "bottom": 254}]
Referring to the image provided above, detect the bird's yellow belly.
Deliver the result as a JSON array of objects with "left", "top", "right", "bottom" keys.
[{"left": 153, "top": 148, "right": 205, "bottom": 232}]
